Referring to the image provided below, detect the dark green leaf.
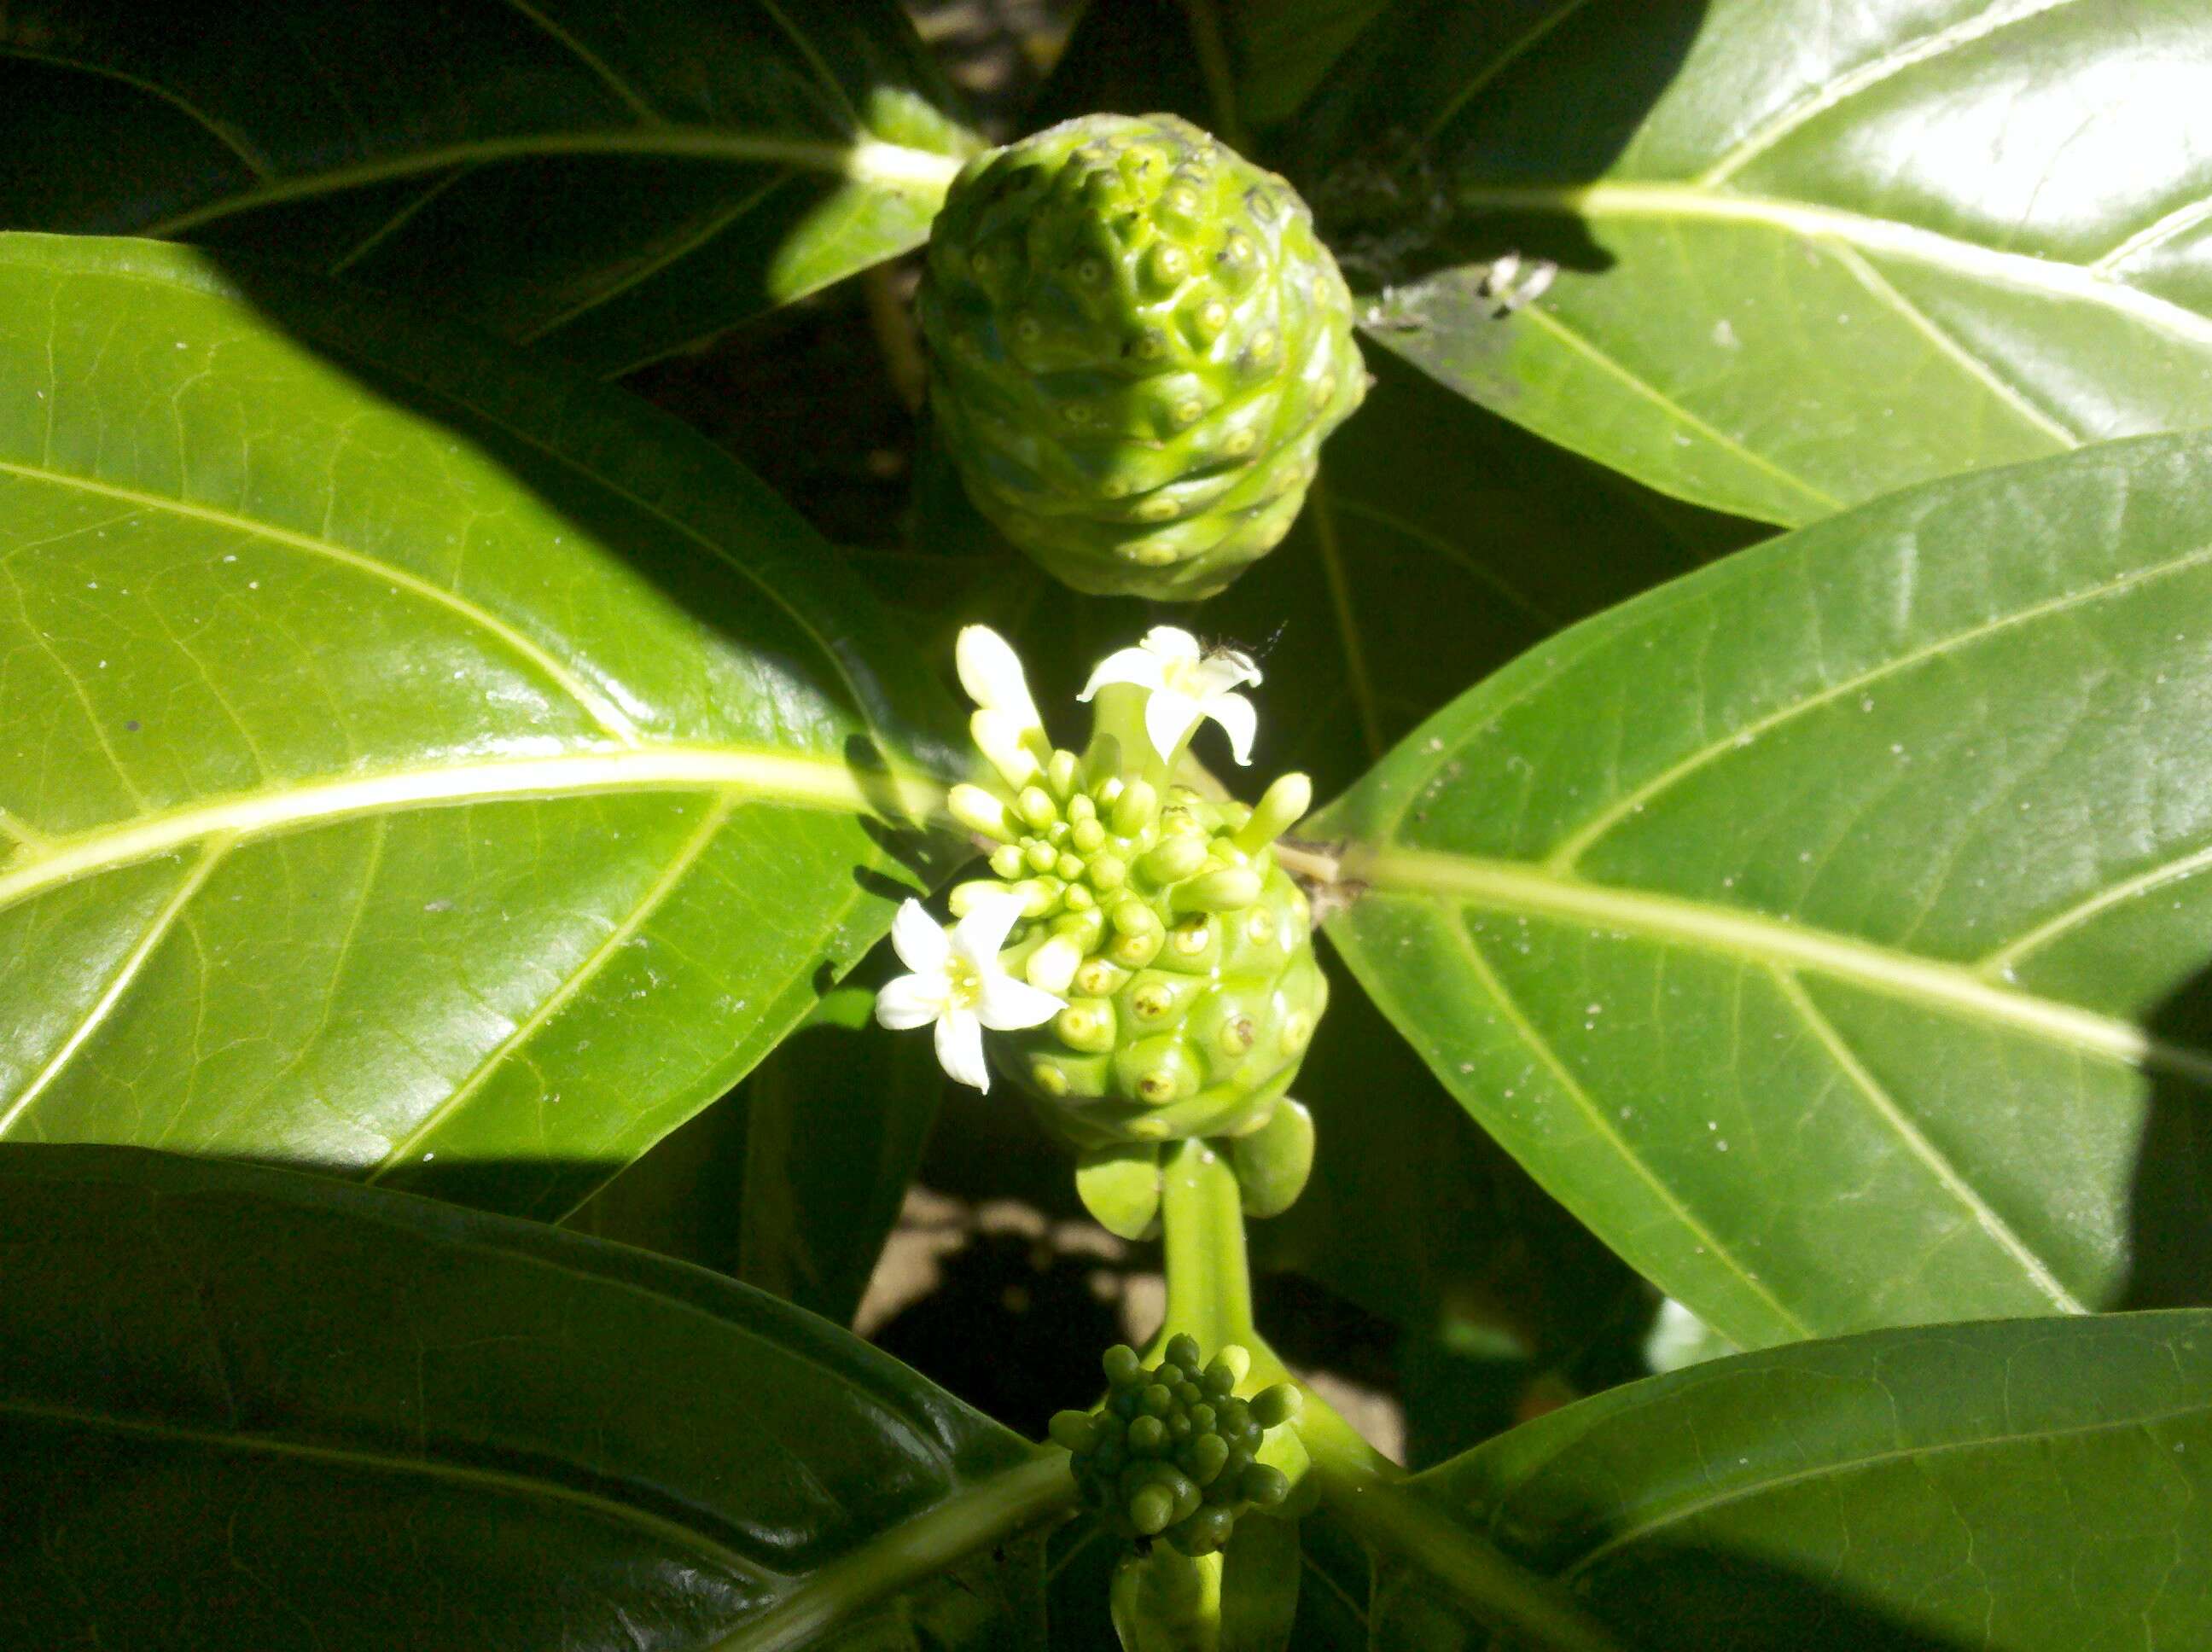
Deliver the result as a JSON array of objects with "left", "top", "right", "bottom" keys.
[
  {"left": 1319, "top": 433, "right": 2212, "bottom": 1348},
  {"left": 0, "top": 0, "right": 978, "bottom": 375},
  {"left": 1031, "top": 0, "right": 1386, "bottom": 137},
  {"left": 0, "top": 234, "right": 960, "bottom": 1219},
  {"left": 736, "top": 982, "right": 947, "bottom": 1327},
  {"left": 1297, "top": 0, "right": 2212, "bottom": 523},
  {"left": 0, "top": 1146, "right": 1067, "bottom": 1649},
  {"left": 1384, "top": 1313, "right": 2212, "bottom": 1650}
]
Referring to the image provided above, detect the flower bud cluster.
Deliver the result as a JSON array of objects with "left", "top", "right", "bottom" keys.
[{"left": 1050, "top": 1336, "right": 1301, "bottom": 1556}]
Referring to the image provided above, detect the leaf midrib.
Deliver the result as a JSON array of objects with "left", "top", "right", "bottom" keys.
[
  {"left": 0, "top": 457, "right": 642, "bottom": 743},
  {"left": 1447, "top": 182, "right": 2212, "bottom": 348},
  {"left": 1342, "top": 847, "right": 2212, "bottom": 1086},
  {"left": 0, "top": 1395, "right": 767, "bottom": 1579},
  {"left": 137, "top": 131, "right": 963, "bottom": 240},
  {"left": 0, "top": 748, "right": 951, "bottom": 916},
  {"left": 1540, "top": 1392, "right": 2212, "bottom": 1581}
]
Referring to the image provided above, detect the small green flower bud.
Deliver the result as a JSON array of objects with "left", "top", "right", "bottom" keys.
[
  {"left": 1128, "top": 1414, "right": 1168, "bottom": 1455},
  {"left": 1184, "top": 1433, "right": 1229, "bottom": 1486},
  {"left": 1103, "top": 1345, "right": 1143, "bottom": 1387},
  {"left": 1070, "top": 817, "right": 1106, "bottom": 854},
  {"left": 1045, "top": 747, "right": 1080, "bottom": 800},
  {"left": 1088, "top": 851, "right": 1127, "bottom": 890},
  {"left": 1173, "top": 867, "right": 1262, "bottom": 914},
  {"left": 1017, "top": 785, "right": 1059, "bottom": 830},
  {"left": 1128, "top": 1482, "right": 1176, "bottom": 1536},
  {"left": 1026, "top": 934, "right": 1083, "bottom": 996},
  {"left": 1168, "top": 1505, "right": 1236, "bottom": 1556},
  {"left": 989, "top": 845, "right": 1026, "bottom": 880},
  {"left": 948, "top": 782, "right": 1017, "bottom": 842},
  {"left": 1235, "top": 771, "right": 1313, "bottom": 852},
  {"left": 1140, "top": 1383, "right": 1175, "bottom": 1417},
  {"left": 1164, "top": 1333, "right": 1202, "bottom": 1371},
  {"left": 947, "top": 879, "right": 1006, "bottom": 917},
  {"left": 1249, "top": 1383, "right": 1302, "bottom": 1429},
  {"left": 1139, "top": 836, "right": 1208, "bottom": 885},
  {"left": 1239, "top": 1463, "right": 1289, "bottom": 1507},
  {"left": 1111, "top": 779, "right": 1159, "bottom": 838},
  {"left": 1049, "top": 1410, "right": 1097, "bottom": 1451}
]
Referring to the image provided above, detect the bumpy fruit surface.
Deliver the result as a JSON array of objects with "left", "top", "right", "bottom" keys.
[
  {"left": 981, "top": 782, "right": 1324, "bottom": 1155},
  {"left": 1051, "top": 1337, "right": 1300, "bottom": 1558},
  {"left": 918, "top": 113, "right": 1366, "bottom": 601}
]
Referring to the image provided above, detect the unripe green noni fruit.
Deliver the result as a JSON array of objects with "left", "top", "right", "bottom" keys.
[
  {"left": 969, "top": 770, "right": 1328, "bottom": 1230},
  {"left": 918, "top": 113, "right": 1366, "bottom": 601}
]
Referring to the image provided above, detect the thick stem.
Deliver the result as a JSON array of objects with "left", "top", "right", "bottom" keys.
[{"left": 1150, "top": 1149, "right": 1621, "bottom": 1652}]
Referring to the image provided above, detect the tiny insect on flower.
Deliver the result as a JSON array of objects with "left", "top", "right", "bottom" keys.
[
  {"left": 874, "top": 893, "right": 1063, "bottom": 1091},
  {"left": 1080, "top": 625, "right": 1261, "bottom": 765}
]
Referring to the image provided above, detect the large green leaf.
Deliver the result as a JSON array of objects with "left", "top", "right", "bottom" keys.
[
  {"left": 1295, "top": 0, "right": 2212, "bottom": 525},
  {"left": 0, "top": 1146, "right": 1066, "bottom": 1649},
  {"left": 1318, "top": 433, "right": 2212, "bottom": 1349},
  {"left": 0, "top": 0, "right": 976, "bottom": 375},
  {"left": 0, "top": 233, "right": 960, "bottom": 1219},
  {"left": 1378, "top": 1313, "right": 2212, "bottom": 1649}
]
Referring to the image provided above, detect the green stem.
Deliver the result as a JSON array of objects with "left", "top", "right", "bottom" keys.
[
  {"left": 1156, "top": 1138, "right": 1256, "bottom": 1351},
  {"left": 1150, "top": 1148, "right": 1622, "bottom": 1652},
  {"left": 711, "top": 1453, "right": 1074, "bottom": 1651}
]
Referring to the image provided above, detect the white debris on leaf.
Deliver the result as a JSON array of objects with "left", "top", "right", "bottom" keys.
[
  {"left": 1079, "top": 625, "right": 1262, "bottom": 765},
  {"left": 873, "top": 894, "right": 1062, "bottom": 1092}
]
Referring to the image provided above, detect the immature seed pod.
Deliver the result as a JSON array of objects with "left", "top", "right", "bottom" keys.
[{"left": 918, "top": 113, "right": 1367, "bottom": 600}]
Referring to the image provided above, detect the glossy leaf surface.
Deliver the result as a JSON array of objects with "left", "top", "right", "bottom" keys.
[
  {"left": 0, "top": 234, "right": 959, "bottom": 1219},
  {"left": 1298, "top": 0, "right": 2212, "bottom": 524},
  {"left": 1321, "top": 434, "right": 2212, "bottom": 1349},
  {"left": 0, "top": 0, "right": 976, "bottom": 375},
  {"left": 1382, "top": 1313, "right": 2212, "bottom": 1649},
  {"left": 0, "top": 1146, "right": 1062, "bottom": 1649}
]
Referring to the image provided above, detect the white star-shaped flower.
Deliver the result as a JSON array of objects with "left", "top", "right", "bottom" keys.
[
  {"left": 874, "top": 894, "right": 1062, "bottom": 1092},
  {"left": 1080, "top": 626, "right": 1262, "bottom": 765}
]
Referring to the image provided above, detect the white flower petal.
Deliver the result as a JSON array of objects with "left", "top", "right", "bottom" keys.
[
  {"left": 1206, "top": 691, "right": 1259, "bottom": 765},
  {"left": 889, "top": 899, "right": 952, "bottom": 975},
  {"left": 1194, "top": 649, "right": 1261, "bottom": 695},
  {"left": 976, "top": 973, "right": 1065, "bottom": 1030},
  {"left": 875, "top": 974, "right": 948, "bottom": 1030},
  {"left": 1145, "top": 687, "right": 1203, "bottom": 763},
  {"left": 1079, "top": 644, "right": 1167, "bottom": 701},
  {"left": 950, "top": 889, "right": 1027, "bottom": 963},
  {"left": 935, "top": 1009, "right": 992, "bottom": 1091},
  {"left": 956, "top": 625, "right": 1041, "bottom": 730},
  {"left": 1140, "top": 625, "right": 1203, "bottom": 663}
]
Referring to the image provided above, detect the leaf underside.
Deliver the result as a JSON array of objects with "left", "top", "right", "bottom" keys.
[
  {"left": 0, "top": 1146, "right": 1058, "bottom": 1650},
  {"left": 1321, "top": 433, "right": 2212, "bottom": 1350},
  {"left": 0, "top": 0, "right": 978, "bottom": 375},
  {"left": 1296, "top": 0, "right": 2212, "bottom": 524}
]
